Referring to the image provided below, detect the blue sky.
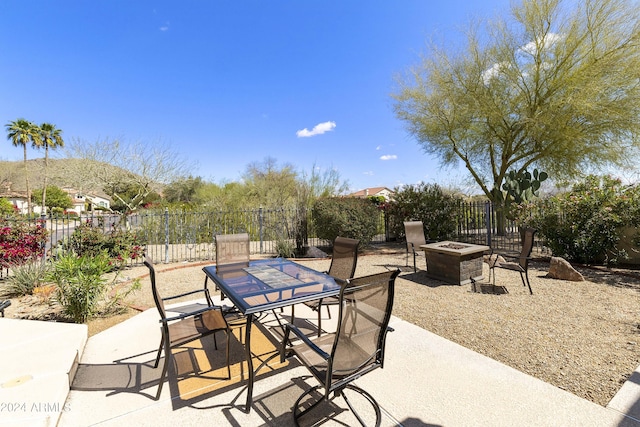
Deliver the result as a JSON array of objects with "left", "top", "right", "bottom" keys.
[{"left": 1, "top": 0, "right": 512, "bottom": 193}]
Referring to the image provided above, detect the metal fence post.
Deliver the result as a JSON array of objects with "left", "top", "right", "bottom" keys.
[
  {"left": 40, "top": 213, "right": 48, "bottom": 261},
  {"left": 485, "top": 201, "right": 492, "bottom": 247},
  {"left": 164, "top": 207, "right": 169, "bottom": 264},
  {"left": 259, "top": 207, "right": 264, "bottom": 254}
]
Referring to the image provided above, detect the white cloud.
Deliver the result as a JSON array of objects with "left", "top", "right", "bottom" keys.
[
  {"left": 380, "top": 154, "right": 397, "bottom": 161},
  {"left": 376, "top": 145, "right": 382, "bottom": 150},
  {"left": 520, "top": 33, "right": 562, "bottom": 56},
  {"left": 296, "top": 121, "right": 336, "bottom": 138},
  {"left": 363, "top": 171, "right": 374, "bottom": 176},
  {"left": 482, "top": 62, "right": 509, "bottom": 85}
]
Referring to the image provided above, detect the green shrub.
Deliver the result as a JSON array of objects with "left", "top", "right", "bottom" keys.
[
  {"left": 311, "top": 197, "right": 379, "bottom": 246},
  {"left": 520, "top": 175, "right": 640, "bottom": 264},
  {"left": 0, "top": 198, "right": 16, "bottom": 216},
  {"left": 55, "top": 220, "right": 144, "bottom": 267},
  {"left": 275, "top": 238, "right": 296, "bottom": 258},
  {"left": 47, "top": 252, "right": 112, "bottom": 323},
  {"left": 1, "top": 261, "right": 49, "bottom": 296},
  {"left": 386, "top": 183, "right": 462, "bottom": 241}
]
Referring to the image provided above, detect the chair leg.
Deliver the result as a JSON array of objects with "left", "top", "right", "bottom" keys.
[
  {"left": 317, "top": 305, "right": 322, "bottom": 338},
  {"left": 155, "top": 338, "right": 172, "bottom": 400},
  {"left": 341, "top": 384, "right": 382, "bottom": 427},
  {"left": 521, "top": 271, "right": 533, "bottom": 295},
  {"left": 154, "top": 337, "right": 164, "bottom": 368},
  {"left": 293, "top": 384, "right": 381, "bottom": 427},
  {"left": 225, "top": 329, "right": 231, "bottom": 380}
]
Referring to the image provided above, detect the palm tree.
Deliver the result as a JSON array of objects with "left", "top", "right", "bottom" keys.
[
  {"left": 5, "top": 119, "right": 41, "bottom": 215},
  {"left": 36, "top": 123, "right": 64, "bottom": 216}
]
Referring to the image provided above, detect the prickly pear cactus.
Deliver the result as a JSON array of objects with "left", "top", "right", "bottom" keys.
[{"left": 502, "top": 169, "right": 548, "bottom": 204}]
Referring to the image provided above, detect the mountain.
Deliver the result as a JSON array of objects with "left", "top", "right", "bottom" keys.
[{"left": 1, "top": 158, "right": 120, "bottom": 197}]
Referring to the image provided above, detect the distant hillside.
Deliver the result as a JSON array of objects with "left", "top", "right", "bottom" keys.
[{"left": 0, "top": 158, "right": 125, "bottom": 197}]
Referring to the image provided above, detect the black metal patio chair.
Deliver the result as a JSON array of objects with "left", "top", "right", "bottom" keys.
[
  {"left": 144, "top": 255, "right": 234, "bottom": 399},
  {"left": 487, "top": 228, "right": 537, "bottom": 294},
  {"left": 291, "top": 236, "right": 359, "bottom": 337},
  {"left": 403, "top": 221, "right": 427, "bottom": 272},
  {"left": 281, "top": 268, "right": 400, "bottom": 426}
]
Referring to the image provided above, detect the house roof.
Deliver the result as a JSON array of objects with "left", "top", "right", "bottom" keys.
[{"left": 349, "top": 187, "right": 393, "bottom": 198}]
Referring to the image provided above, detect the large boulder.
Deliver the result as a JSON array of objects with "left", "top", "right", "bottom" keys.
[{"left": 547, "top": 257, "right": 584, "bottom": 281}]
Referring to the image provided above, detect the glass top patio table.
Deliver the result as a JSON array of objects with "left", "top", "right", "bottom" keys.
[
  {"left": 202, "top": 258, "right": 340, "bottom": 315},
  {"left": 202, "top": 258, "right": 340, "bottom": 413}
]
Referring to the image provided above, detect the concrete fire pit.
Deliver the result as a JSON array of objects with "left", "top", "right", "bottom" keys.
[{"left": 420, "top": 241, "right": 489, "bottom": 285}]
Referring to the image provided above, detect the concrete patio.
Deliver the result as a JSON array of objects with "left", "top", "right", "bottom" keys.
[{"left": 2, "top": 294, "right": 640, "bottom": 427}]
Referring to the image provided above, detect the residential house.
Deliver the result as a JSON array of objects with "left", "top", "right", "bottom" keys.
[
  {"left": 63, "top": 188, "right": 111, "bottom": 214},
  {"left": 349, "top": 187, "right": 394, "bottom": 201}
]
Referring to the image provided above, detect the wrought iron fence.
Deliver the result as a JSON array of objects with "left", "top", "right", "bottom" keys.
[{"left": 1, "top": 202, "right": 549, "bottom": 265}]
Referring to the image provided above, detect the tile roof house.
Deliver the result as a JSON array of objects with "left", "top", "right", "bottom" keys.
[
  {"left": 62, "top": 188, "right": 111, "bottom": 214},
  {"left": 349, "top": 187, "right": 394, "bottom": 201}
]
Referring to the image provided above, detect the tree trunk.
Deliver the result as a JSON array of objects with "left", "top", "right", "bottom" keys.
[
  {"left": 41, "top": 146, "right": 49, "bottom": 216},
  {"left": 23, "top": 146, "right": 31, "bottom": 215}
]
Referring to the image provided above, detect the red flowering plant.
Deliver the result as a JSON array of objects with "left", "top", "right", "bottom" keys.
[{"left": 0, "top": 220, "right": 49, "bottom": 268}]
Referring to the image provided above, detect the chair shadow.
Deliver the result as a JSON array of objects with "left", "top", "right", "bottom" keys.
[
  {"left": 71, "top": 320, "right": 298, "bottom": 413},
  {"left": 469, "top": 282, "right": 509, "bottom": 295}
]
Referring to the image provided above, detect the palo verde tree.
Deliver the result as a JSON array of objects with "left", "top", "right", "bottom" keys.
[{"left": 393, "top": 0, "right": 640, "bottom": 208}]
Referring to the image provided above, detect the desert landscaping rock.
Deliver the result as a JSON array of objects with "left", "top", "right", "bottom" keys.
[{"left": 547, "top": 256, "right": 585, "bottom": 281}]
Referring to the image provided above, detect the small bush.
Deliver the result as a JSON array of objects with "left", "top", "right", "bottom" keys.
[
  {"left": 47, "top": 251, "right": 111, "bottom": 323},
  {"left": 2, "top": 261, "right": 49, "bottom": 296},
  {"left": 386, "top": 183, "right": 462, "bottom": 241},
  {"left": 275, "top": 238, "right": 296, "bottom": 258},
  {"left": 55, "top": 220, "right": 144, "bottom": 267},
  {"left": 521, "top": 175, "right": 640, "bottom": 264},
  {"left": 0, "top": 198, "right": 16, "bottom": 216},
  {"left": 312, "top": 197, "right": 379, "bottom": 246}
]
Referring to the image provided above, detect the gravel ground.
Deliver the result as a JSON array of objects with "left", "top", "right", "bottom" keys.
[{"left": 4, "top": 246, "right": 640, "bottom": 407}]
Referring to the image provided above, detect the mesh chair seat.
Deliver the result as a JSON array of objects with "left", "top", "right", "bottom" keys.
[
  {"left": 214, "top": 233, "right": 251, "bottom": 301},
  {"left": 294, "top": 236, "right": 359, "bottom": 337},
  {"left": 166, "top": 309, "right": 229, "bottom": 347},
  {"left": 144, "top": 256, "right": 233, "bottom": 400},
  {"left": 488, "top": 228, "right": 537, "bottom": 294},
  {"left": 282, "top": 269, "right": 400, "bottom": 426},
  {"left": 403, "top": 221, "right": 427, "bottom": 272}
]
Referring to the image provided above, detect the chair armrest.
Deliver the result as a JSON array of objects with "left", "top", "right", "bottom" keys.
[
  {"left": 285, "top": 324, "right": 331, "bottom": 361},
  {"left": 160, "top": 305, "right": 221, "bottom": 323},
  {"left": 162, "top": 288, "right": 207, "bottom": 301}
]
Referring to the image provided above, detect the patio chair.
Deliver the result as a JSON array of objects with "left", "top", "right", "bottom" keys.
[
  {"left": 291, "top": 236, "right": 359, "bottom": 337},
  {"left": 144, "top": 256, "right": 233, "bottom": 400},
  {"left": 488, "top": 228, "right": 537, "bottom": 295},
  {"left": 281, "top": 268, "right": 401, "bottom": 426},
  {"left": 0, "top": 300, "right": 10, "bottom": 317},
  {"left": 214, "top": 233, "right": 251, "bottom": 301},
  {"left": 403, "top": 221, "right": 427, "bottom": 272}
]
